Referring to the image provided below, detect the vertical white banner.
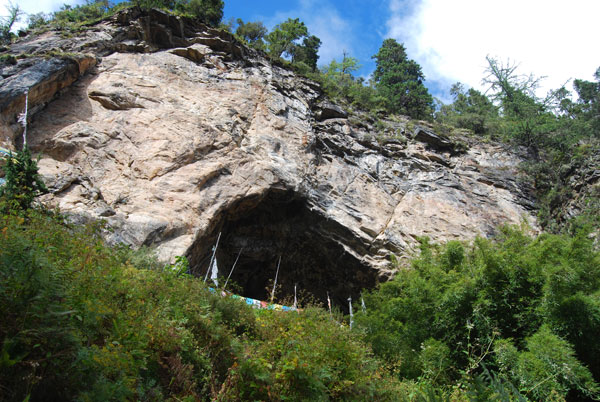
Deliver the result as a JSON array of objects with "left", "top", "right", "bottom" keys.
[
  {"left": 210, "top": 257, "right": 219, "bottom": 287},
  {"left": 18, "top": 90, "right": 28, "bottom": 147},
  {"left": 348, "top": 297, "right": 353, "bottom": 329},
  {"left": 293, "top": 283, "right": 297, "bottom": 310}
]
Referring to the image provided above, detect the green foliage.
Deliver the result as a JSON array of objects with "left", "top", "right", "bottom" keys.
[
  {"left": 52, "top": 0, "right": 110, "bottom": 27},
  {"left": 265, "top": 18, "right": 308, "bottom": 59},
  {"left": 318, "top": 52, "right": 385, "bottom": 112},
  {"left": 234, "top": 18, "right": 267, "bottom": 50},
  {"left": 483, "top": 56, "right": 562, "bottom": 153},
  {"left": 356, "top": 227, "right": 600, "bottom": 400},
  {"left": 571, "top": 67, "right": 600, "bottom": 135},
  {"left": 26, "top": 12, "right": 51, "bottom": 30},
  {"left": 219, "top": 307, "right": 403, "bottom": 400},
  {"left": 263, "top": 17, "right": 322, "bottom": 72},
  {"left": 46, "top": 0, "right": 223, "bottom": 31},
  {"left": 436, "top": 82, "right": 501, "bottom": 136},
  {"left": 495, "top": 326, "right": 599, "bottom": 401},
  {"left": 372, "top": 39, "right": 434, "bottom": 120},
  {"left": 437, "top": 60, "right": 600, "bottom": 234},
  {"left": 175, "top": 0, "right": 224, "bottom": 26},
  {"left": 0, "top": 1, "right": 22, "bottom": 44},
  {"left": 292, "top": 34, "right": 321, "bottom": 71},
  {"left": 0, "top": 146, "right": 47, "bottom": 215},
  {"left": 0, "top": 212, "right": 403, "bottom": 401}
]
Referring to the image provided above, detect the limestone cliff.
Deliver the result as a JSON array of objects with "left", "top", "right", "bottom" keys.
[{"left": 0, "top": 9, "right": 537, "bottom": 304}]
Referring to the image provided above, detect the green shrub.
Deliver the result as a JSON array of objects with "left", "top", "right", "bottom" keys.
[
  {"left": 0, "top": 146, "right": 47, "bottom": 215},
  {"left": 0, "top": 211, "right": 402, "bottom": 401},
  {"left": 356, "top": 226, "right": 600, "bottom": 400}
]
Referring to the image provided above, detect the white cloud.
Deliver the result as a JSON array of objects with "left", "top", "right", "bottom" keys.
[{"left": 387, "top": 0, "right": 600, "bottom": 99}]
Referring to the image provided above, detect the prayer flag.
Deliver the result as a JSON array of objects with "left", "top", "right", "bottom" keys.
[
  {"left": 204, "top": 232, "right": 221, "bottom": 283},
  {"left": 210, "top": 257, "right": 219, "bottom": 287},
  {"left": 348, "top": 297, "right": 354, "bottom": 329},
  {"left": 18, "top": 90, "right": 28, "bottom": 146},
  {"left": 293, "top": 283, "right": 298, "bottom": 310}
]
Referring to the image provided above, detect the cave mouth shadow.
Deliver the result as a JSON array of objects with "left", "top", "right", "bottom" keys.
[{"left": 193, "top": 189, "right": 378, "bottom": 312}]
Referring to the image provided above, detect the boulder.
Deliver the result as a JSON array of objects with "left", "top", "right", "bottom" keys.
[{"left": 315, "top": 101, "right": 348, "bottom": 121}]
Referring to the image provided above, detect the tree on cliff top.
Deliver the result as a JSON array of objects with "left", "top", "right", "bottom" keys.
[
  {"left": 372, "top": 39, "right": 433, "bottom": 120},
  {"left": 265, "top": 18, "right": 322, "bottom": 71},
  {"left": 0, "top": 2, "right": 22, "bottom": 44},
  {"left": 266, "top": 18, "right": 308, "bottom": 59},
  {"left": 235, "top": 18, "right": 268, "bottom": 49},
  {"left": 178, "top": 0, "right": 223, "bottom": 26},
  {"left": 130, "top": 0, "right": 223, "bottom": 26}
]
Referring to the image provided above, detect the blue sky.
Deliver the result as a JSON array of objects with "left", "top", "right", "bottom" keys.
[
  {"left": 4, "top": 0, "right": 600, "bottom": 102},
  {"left": 223, "top": 0, "right": 386, "bottom": 79},
  {"left": 223, "top": 0, "right": 599, "bottom": 103}
]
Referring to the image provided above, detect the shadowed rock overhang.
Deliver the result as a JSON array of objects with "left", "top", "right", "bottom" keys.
[{"left": 189, "top": 189, "right": 379, "bottom": 309}]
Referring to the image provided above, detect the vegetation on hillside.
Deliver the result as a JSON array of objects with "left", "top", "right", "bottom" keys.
[
  {"left": 357, "top": 228, "right": 600, "bottom": 401},
  {"left": 2, "top": 129, "right": 599, "bottom": 402},
  {"left": 15, "top": 0, "right": 223, "bottom": 33},
  {"left": 0, "top": 152, "right": 404, "bottom": 401},
  {"left": 0, "top": 149, "right": 405, "bottom": 401},
  {"left": 0, "top": 147, "right": 47, "bottom": 215},
  {"left": 372, "top": 39, "right": 434, "bottom": 120},
  {"left": 438, "top": 59, "right": 600, "bottom": 234},
  {"left": 0, "top": 2, "right": 22, "bottom": 45},
  {"left": 2, "top": 2, "right": 599, "bottom": 400}
]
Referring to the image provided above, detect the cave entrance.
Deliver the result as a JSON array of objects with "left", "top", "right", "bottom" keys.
[{"left": 192, "top": 190, "right": 378, "bottom": 311}]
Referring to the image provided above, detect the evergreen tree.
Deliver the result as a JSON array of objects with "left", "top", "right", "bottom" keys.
[
  {"left": 0, "top": 2, "right": 22, "bottom": 44},
  {"left": 573, "top": 67, "right": 600, "bottom": 136},
  {"left": 265, "top": 18, "right": 308, "bottom": 59},
  {"left": 483, "top": 56, "right": 559, "bottom": 154},
  {"left": 437, "top": 82, "right": 500, "bottom": 136},
  {"left": 292, "top": 34, "right": 321, "bottom": 71},
  {"left": 0, "top": 146, "right": 47, "bottom": 214},
  {"left": 372, "top": 39, "right": 433, "bottom": 119},
  {"left": 235, "top": 18, "right": 267, "bottom": 49},
  {"left": 177, "top": 0, "right": 223, "bottom": 26}
]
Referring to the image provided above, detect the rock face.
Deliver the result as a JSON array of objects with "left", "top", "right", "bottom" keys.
[{"left": 0, "top": 9, "right": 538, "bottom": 305}]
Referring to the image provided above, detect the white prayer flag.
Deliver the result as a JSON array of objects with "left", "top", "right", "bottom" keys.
[
  {"left": 204, "top": 232, "right": 221, "bottom": 283},
  {"left": 210, "top": 257, "right": 219, "bottom": 287},
  {"left": 293, "top": 283, "right": 297, "bottom": 309},
  {"left": 19, "top": 90, "right": 28, "bottom": 146},
  {"left": 348, "top": 297, "right": 354, "bottom": 329}
]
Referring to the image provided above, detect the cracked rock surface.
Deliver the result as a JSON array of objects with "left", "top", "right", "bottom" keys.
[{"left": 1, "top": 9, "right": 538, "bottom": 299}]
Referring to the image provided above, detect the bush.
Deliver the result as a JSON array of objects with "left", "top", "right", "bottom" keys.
[
  {"left": 0, "top": 212, "right": 402, "bottom": 401},
  {"left": 0, "top": 146, "right": 47, "bottom": 215},
  {"left": 356, "top": 226, "right": 600, "bottom": 400}
]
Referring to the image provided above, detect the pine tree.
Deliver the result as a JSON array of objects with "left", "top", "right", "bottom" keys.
[
  {"left": 372, "top": 39, "right": 433, "bottom": 120},
  {"left": 0, "top": 146, "right": 47, "bottom": 214}
]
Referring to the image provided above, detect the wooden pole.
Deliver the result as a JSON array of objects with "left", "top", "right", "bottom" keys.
[
  {"left": 270, "top": 256, "right": 281, "bottom": 304},
  {"left": 223, "top": 248, "right": 243, "bottom": 291}
]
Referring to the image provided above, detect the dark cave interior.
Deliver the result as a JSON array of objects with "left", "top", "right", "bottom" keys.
[{"left": 190, "top": 190, "right": 379, "bottom": 311}]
